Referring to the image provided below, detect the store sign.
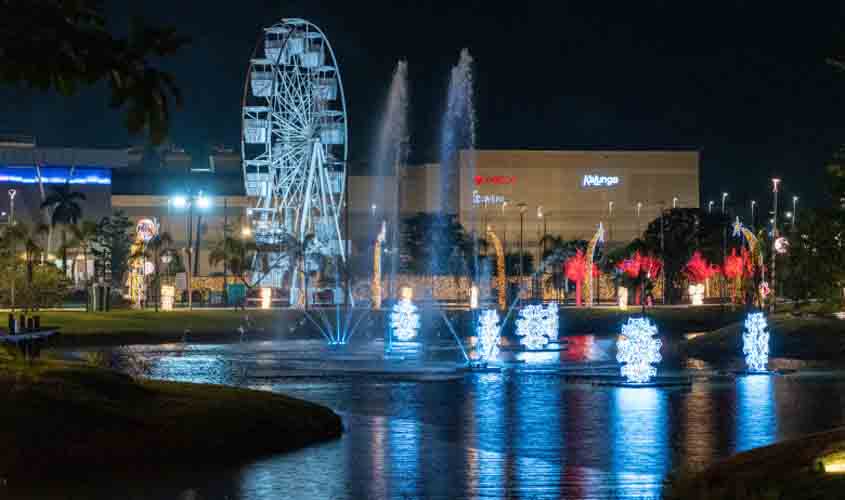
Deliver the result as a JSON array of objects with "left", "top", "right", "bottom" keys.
[
  {"left": 582, "top": 174, "right": 620, "bottom": 188},
  {"left": 474, "top": 175, "right": 515, "bottom": 186},
  {"left": 472, "top": 190, "right": 505, "bottom": 206}
]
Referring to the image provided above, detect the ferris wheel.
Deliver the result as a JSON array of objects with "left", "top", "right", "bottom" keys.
[{"left": 241, "top": 18, "right": 348, "bottom": 298}]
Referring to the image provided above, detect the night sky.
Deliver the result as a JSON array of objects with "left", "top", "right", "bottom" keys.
[{"left": 2, "top": 1, "right": 845, "bottom": 209}]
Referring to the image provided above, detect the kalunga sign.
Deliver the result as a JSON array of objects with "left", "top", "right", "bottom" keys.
[{"left": 582, "top": 174, "right": 620, "bottom": 187}]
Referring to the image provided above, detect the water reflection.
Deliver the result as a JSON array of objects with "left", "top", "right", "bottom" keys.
[
  {"left": 735, "top": 374, "right": 777, "bottom": 453},
  {"left": 33, "top": 341, "right": 845, "bottom": 500}
]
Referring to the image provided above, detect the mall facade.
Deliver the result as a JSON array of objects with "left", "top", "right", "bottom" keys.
[{"left": 350, "top": 149, "right": 701, "bottom": 254}]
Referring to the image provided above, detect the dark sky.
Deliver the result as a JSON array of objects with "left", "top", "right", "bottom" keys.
[{"left": 2, "top": 1, "right": 845, "bottom": 210}]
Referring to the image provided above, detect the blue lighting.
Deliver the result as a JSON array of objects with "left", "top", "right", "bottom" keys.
[{"left": 0, "top": 166, "right": 111, "bottom": 185}]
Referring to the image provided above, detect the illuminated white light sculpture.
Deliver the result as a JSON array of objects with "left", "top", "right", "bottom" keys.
[
  {"left": 477, "top": 309, "right": 501, "bottom": 361},
  {"left": 743, "top": 312, "right": 770, "bottom": 372},
  {"left": 618, "top": 286, "right": 628, "bottom": 310},
  {"left": 515, "top": 303, "right": 559, "bottom": 349},
  {"left": 616, "top": 317, "right": 662, "bottom": 384},
  {"left": 390, "top": 298, "right": 420, "bottom": 341}
]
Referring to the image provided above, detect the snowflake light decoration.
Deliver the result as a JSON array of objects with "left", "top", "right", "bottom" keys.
[
  {"left": 477, "top": 309, "right": 501, "bottom": 361},
  {"left": 742, "top": 312, "right": 770, "bottom": 372},
  {"left": 616, "top": 317, "right": 662, "bottom": 384},
  {"left": 390, "top": 298, "right": 420, "bottom": 341},
  {"left": 515, "top": 303, "right": 559, "bottom": 349}
]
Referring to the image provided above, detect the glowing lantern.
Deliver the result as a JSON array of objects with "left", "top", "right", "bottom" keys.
[
  {"left": 260, "top": 287, "right": 272, "bottom": 309},
  {"left": 160, "top": 285, "right": 175, "bottom": 311}
]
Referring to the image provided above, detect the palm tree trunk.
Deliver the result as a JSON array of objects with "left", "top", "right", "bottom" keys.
[{"left": 61, "top": 230, "right": 67, "bottom": 279}]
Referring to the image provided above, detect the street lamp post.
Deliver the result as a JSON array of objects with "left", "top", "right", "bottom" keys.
[
  {"left": 672, "top": 196, "right": 678, "bottom": 209},
  {"left": 636, "top": 201, "right": 642, "bottom": 234},
  {"left": 771, "top": 178, "right": 781, "bottom": 313},
  {"left": 8, "top": 189, "right": 16, "bottom": 312},
  {"left": 751, "top": 200, "right": 757, "bottom": 232},
  {"left": 708, "top": 201, "right": 714, "bottom": 214},
  {"left": 518, "top": 202, "right": 527, "bottom": 282},
  {"left": 721, "top": 192, "right": 728, "bottom": 214},
  {"left": 792, "top": 196, "right": 799, "bottom": 228}
]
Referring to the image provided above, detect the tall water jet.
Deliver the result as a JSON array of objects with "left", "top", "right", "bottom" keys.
[
  {"left": 428, "top": 49, "right": 479, "bottom": 285},
  {"left": 371, "top": 60, "right": 409, "bottom": 301}
]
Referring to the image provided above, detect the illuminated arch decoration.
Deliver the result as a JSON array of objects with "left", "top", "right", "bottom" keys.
[
  {"left": 390, "top": 297, "right": 420, "bottom": 341},
  {"left": 616, "top": 317, "right": 662, "bottom": 383},
  {"left": 486, "top": 227, "right": 506, "bottom": 310},
  {"left": 477, "top": 309, "right": 501, "bottom": 361},
  {"left": 372, "top": 221, "right": 386, "bottom": 309},
  {"left": 515, "top": 303, "right": 559, "bottom": 349},
  {"left": 742, "top": 312, "right": 770, "bottom": 372},
  {"left": 583, "top": 222, "right": 605, "bottom": 307}
]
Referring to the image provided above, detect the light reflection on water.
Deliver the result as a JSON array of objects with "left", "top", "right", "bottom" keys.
[{"left": 32, "top": 338, "right": 845, "bottom": 500}]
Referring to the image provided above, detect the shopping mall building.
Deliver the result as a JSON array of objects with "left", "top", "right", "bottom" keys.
[
  {"left": 350, "top": 149, "right": 701, "bottom": 254},
  {"left": 0, "top": 141, "right": 699, "bottom": 278}
]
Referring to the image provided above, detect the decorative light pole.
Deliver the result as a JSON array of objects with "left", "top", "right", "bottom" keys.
[{"left": 770, "top": 178, "right": 781, "bottom": 313}]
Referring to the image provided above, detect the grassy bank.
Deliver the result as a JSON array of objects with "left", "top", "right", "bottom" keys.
[
  {"left": 683, "top": 314, "right": 845, "bottom": 362},
  {"left": 0, "top": 359, "right": 342, "bottom": 483},
  {"left": 32, "top": 305, "right": 746, "bottom": 348},
  {"left": 664, "top": 427, "right": 845, "bottom": 499}
]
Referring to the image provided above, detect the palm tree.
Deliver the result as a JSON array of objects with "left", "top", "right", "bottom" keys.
[
  {"left": 41, "top": 183, "right": 86, "bottom": 276},
  {"left": 209, "top": 233, "right": 258, "bottom": 309}
]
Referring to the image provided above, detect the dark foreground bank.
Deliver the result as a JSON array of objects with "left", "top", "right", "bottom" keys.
[
  {"left": 664, "top": 427, "right": 845, "bottom": 499},
  {"left": 0, "top": 360, "right": 342, "bottom": 483}
]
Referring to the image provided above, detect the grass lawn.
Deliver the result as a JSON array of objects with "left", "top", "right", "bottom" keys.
[
  {"left": 664, "top": 427, "right": 845, "bottom": 499},
  {"left": 684, "top": 314, "right": 845, "bottom": 362},
  {"left": 10, "top": 305, "right": 753, "bottom": 349},
  {"left": 0, "top": 358, "right": 342, "bottom": 483}
]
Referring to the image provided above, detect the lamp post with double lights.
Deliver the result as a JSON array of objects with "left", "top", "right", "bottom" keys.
[{"left": 170, "top": 191, "right": 211, "bottom": 310}]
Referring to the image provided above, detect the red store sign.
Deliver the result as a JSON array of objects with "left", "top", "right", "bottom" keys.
[{"left": 474, "top": 175, "right": 516, "bottom": 186}]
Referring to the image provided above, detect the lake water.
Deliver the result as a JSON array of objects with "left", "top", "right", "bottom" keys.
[{"left": 20, "top": 337, "right": 845, "bottom": 499}]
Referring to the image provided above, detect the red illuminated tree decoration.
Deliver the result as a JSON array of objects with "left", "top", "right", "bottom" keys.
[
  {"left": 564, "top": 250, "right": 600, "bottom": 307},
  {"left": 723, "top": 248, "right": 751, "bottom": 302},
  {"left": 615, "top": 251, "right": 662, "bottom": 305},
  {"left": 565, "top": 250, "right": 586, "bottom": 307},
  {"left": 685, "top": 251, "right": 719, "bottom": 284}
]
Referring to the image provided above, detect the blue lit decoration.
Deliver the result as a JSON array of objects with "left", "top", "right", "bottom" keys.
[
  {"left": 390, "top": 298, "right": 420, "bottom": 342},
  {"left": 616, "top": 317, "right": 662, "bottom": 384},
  {"left": 477, "top": 309, "right": 501, "bottom": 361},
  {"left": 742, "top": 312, "right": 770, "bottom": 372},
  {"left": 0, "top": 166, "right": 111, "bottom": 185},
  {"left": 515, "top": 303, "right": 559, "bottom": 349}
]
